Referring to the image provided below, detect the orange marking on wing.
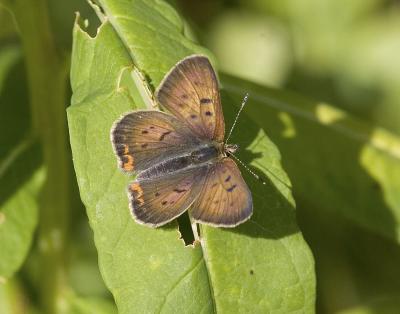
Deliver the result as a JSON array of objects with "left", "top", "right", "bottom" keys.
[
  {"left": 130, "top": 182, "right": 144, "bottom": 206},
  {"left": 130, "top": 182, "right": 143, "bottom": 195},
  {"left": 122, "top": 155, "right": 134, "bottom": 171},
  {"left": 123, "top": 144, "right": 129, "bottom": 154}
]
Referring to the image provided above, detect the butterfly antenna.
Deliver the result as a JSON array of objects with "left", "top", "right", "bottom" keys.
[
  {"left": 225, "top": 93, "right": 249, "bottom": 144},
  {"left": 229, "top": 153, "right": 266, "bottom": 185},
  {"left": 231, "top": 153, "right": 293, "bottom": 189}
]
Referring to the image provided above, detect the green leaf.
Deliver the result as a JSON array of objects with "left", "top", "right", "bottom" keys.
[
  {"left": 0, "top": 44, "right": 44, "bottom": 279},
  {"left": 68, "top": 0, "right": 315, "bottom": 313},
  {"left": 69, "top": 20, "right": 214, "bottom": 313},
  {"left": 222, "top": 75, "right": 400, "bottom": 242}
]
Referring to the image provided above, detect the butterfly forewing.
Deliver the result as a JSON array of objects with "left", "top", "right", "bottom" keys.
[
  {"left": 111, "top": 110, "right": 199, "bottom": 173},
  {"left": 191, "top": 158, "right": 253, "bottom": 227},
  {"left": 156, "top": 55, "right": 225, "bottom": 142},
  {"left": 128, "top": 165, "right": 209, "bottom": 227}
]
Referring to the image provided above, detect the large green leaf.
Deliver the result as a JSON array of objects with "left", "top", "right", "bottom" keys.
[
  {"left": 68, "top": 20, "right": 214, "bottom": 314},
  {"left": 0, "top": 44, "right": 44, "bottom": 280},
  {"left": 68, "top": 0, "right": 315, "bottom": 312}
]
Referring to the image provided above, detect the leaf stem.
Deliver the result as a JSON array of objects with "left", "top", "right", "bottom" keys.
[{"left": 11, "top": 0, "right": 69, "bottom": 313}]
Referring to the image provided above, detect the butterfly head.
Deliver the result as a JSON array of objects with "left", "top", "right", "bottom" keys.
[{"left": 225, "top": 143, "right": 239, "bottom": 156}]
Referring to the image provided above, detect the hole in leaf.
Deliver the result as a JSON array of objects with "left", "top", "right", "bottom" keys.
[{"left": 177, "top": 212, "right": 195, "bottom": 246}]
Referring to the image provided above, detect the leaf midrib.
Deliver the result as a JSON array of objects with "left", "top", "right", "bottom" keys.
[{"left": 199, "top": 236, "right": 217, "bottom": 313}]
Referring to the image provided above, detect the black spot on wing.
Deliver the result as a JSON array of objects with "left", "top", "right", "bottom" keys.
[
  {"left": 205, "top": 111, "right": 212, "bottom": 116},
  {"left": 190, "top": 114, "right": 197, "bottom": 119},
  {"left": 200, "top": 98, "right": 212, "bottom": 104},
  {"left": 227, "top": 184, "right": 237, "bottom": 192},
  {"left": 142, "top": 130, "right": 148, "bottom": 134},
  {"left": 173, "top": 188, "right": 187, "bottom": 193},
  {"left": 161, "top": 200, "right": 167, "bottom": 205},
  {"left": 225, "top": 175, "right": 231, "bottom": 182},
  {"left": 159, "top": 131, "right": 171, "bottom": 141}
]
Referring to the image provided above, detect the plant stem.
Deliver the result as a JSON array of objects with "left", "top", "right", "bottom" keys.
[{"left": 11, "top": 0, "right": 69, "bottom": 313}]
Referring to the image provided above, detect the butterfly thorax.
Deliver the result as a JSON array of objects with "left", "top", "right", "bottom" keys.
[{"left": 136, "top": 142, "right": 222, "bottom": 181}]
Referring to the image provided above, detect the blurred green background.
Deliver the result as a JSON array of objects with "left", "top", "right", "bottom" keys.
[{"left": 1, "top": 0, "right": 400, "bottom": 313}]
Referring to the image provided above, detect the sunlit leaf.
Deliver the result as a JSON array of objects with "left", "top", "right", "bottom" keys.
[{"left": 68, "top": 0, "right": 315, "bottom": 312}]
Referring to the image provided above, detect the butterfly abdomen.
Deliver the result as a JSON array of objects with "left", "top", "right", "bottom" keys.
[{"left": 137, "top": 144, "right": 219, "bottom": 180}]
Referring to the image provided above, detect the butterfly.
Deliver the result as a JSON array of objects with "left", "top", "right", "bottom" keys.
[{"left": 111, "top": 55, "right": 252, "bottom": 228}]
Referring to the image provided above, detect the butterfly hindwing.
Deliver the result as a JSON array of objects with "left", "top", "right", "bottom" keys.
[
  {"left": 155, "top": 55, "right": 225, "bottom": 142},
  {"left": 191, "top": 158, "right": 253, "bottom": 227},
  {"left": 111, "top": 110, "right": 199, "bottom": 173},
  {"left": 128, "top": 165, "right": 209, "bottom": 227}
]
